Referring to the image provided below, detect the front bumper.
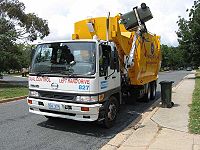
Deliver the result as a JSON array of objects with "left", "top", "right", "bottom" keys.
[{"left": 27, "top": 97, "right": 102, "bottom": 121}]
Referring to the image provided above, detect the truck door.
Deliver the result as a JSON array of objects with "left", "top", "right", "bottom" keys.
[
  {"left": 110, "top": 46, "right": 121, "bottom": 88},
  {"left": 99, "top": 44, "right": 119, "bottom": 92}
]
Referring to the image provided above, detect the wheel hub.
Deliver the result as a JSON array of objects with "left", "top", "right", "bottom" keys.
[
  {"left": 148, "top": 87, "right": 151, "bottom": 99},
  {"left": 108, "top": 103, "right": 117, "bottom": 121},
  {"left": 153, "top": 86, "right": 156, "bottom": 97}
]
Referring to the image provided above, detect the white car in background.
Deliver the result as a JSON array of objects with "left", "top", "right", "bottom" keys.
[
  {"left": 186, "top": 67, "right": 192, "bottom": 71},
  {"left": 0, "top": 74, "right": 3, "bottom": 79}
]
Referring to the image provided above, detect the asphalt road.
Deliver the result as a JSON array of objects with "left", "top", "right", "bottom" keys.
[
  {"left": 0, "top": 75, "right": 28, "bottom": 82},
  {"left": 0, "top": 71, "right": 190, "bottom": 150},
  {"left": 0, "top": 75, "right": 28, "bottom": 86}
]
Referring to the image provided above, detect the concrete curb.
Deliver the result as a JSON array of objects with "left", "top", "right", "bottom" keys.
[
  {"left": 101, "top": 75, "right": 189, "bottom": 150},
  {"left": 0, "top": 96, "right": 27, "bottom": 104},
  {"left": 101, "top": 99, "right": 161, "bottom": 150}
]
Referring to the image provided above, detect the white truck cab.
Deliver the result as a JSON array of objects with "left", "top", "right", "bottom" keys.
[{"left": 27, "top": 39, "right": 121, "bottom": 128}]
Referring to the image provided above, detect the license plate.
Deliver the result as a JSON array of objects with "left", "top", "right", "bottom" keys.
[{"left": 48, "top": 103, "right": 60, "bottom": 110}]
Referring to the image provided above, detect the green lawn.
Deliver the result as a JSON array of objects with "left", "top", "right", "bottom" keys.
[
  {"left": 0, "top": 84, "right": 28, "bottom": 100},
  {"left": 189, "top": 70, "right": 200, "bottom": 134}
]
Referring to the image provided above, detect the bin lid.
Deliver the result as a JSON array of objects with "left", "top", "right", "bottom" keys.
[{"left": 159, "top": 80, "right": 174, "bottom": 84}]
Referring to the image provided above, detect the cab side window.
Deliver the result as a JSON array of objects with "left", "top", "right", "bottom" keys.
[
  {"left": 99, "top": 44, "right": 111, "bottom": 77},
  {"left": 110, "top": 46, "right": 120, "bottom": 72}
]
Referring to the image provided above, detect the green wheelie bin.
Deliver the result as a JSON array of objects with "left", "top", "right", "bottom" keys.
[{"left": 159, "top": 81, "right": 174, "bottom": 108}]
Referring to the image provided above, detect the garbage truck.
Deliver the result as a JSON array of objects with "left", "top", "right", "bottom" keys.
[{"left": 27, "top": 3, "right": 161, "bottom": 128}]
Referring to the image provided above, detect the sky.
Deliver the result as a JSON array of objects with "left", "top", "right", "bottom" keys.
[{"left": 19, "top": 0, "right": 194, "bottom": 46}]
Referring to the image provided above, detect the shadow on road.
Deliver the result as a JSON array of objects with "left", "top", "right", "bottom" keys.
[{"left": 37, "top": 92, "right": 161, "bottom": 139}]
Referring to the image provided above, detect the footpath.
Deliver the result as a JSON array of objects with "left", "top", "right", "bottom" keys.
[{"left": 101, "top": 73, "right": 200, "bottom": 150}]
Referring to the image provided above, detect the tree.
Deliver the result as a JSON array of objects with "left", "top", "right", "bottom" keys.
[
  {"left": 0, "top": 0, "right": 49, "bottom": 41},
  {"left": 177, "top": 0, "right": 200, "bottom": 67},
  {"left": 0, "top": 0, "right": 49, "bottom": 72},
  {"left": 17, "top": 43, "right": 32, "bottom": 68},
  {"left": 161, "top": 45, "right": 185, "bottom": 70}
]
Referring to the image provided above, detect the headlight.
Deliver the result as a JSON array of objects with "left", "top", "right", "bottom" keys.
[
  {"left": 29, "top": 91, "right": 40, "bottom": 97},
  {"left": 76, "top": 95, "right": 98, "bottom": 103}
]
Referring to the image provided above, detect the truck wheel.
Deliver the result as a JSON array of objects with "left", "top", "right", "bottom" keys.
[
  {"left": 143, "top": 84, "right": 151, "bottom": 102},
  {"left": 150, "top": 82, "right": 157, "bottom": 100},
  {"left": 103, "top": 96, "right": 119, "bottom": 128}
]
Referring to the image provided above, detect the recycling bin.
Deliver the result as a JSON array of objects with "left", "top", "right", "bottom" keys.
[
  {"left": 159, "top": 81, "right": 174, "bottom": 108},
  {"left": 119, "top": 3, "right": 153, "bottom": 30}
]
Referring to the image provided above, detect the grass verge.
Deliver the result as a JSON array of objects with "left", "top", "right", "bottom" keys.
[
  {"left": 189, "top": 70, "right": 200, "bottom": 134},
  {"left": 0, "top": 84, "right": 28, "bottom": 101}
]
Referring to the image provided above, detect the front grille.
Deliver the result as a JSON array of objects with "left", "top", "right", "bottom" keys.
[
  {"left": 38, "top": 91, "right": 76, "bottom": 102},
  {"left": 39, "top": 109, "right": 76, "bottom": 116}
]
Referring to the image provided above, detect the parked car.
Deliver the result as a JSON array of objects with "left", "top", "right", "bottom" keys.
[
  {"left": 186, "top": 67, "right": 192, "bottom": 71},
  {"left": 0, "top": 74, "right": 3, "bottom": 79}
]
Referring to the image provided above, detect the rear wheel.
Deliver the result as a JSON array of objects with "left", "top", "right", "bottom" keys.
[
  {"left": 150, "top": 82, "right": 157, "bottom": 100},
  {"left": 143, "top": 84, "right": 151, "bottom": 102},
  {"left": 103, "top": 96, "right": 119, "bottom": 128}
]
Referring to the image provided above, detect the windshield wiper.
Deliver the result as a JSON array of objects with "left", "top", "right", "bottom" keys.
[
  {"left": 60, "top": 70, "right": 77, "bottom": 77},
  {"left": 29, "top": 72, "right": 48, "bottom": 76}
]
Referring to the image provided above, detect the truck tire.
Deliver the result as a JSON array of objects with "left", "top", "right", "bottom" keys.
[
  {"left": 103, "top": 96, "right": 119, "bottom": 128},
  {"left": 143, "top": 84, "right": 151, "bottom": 102},
  {"left": 150, "top": 82, "right": 157, "bottom": 100}
]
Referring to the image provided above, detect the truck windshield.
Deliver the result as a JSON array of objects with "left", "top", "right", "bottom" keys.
[{"left": 30, "top": 42, "right": 96, "bottom": 76}]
